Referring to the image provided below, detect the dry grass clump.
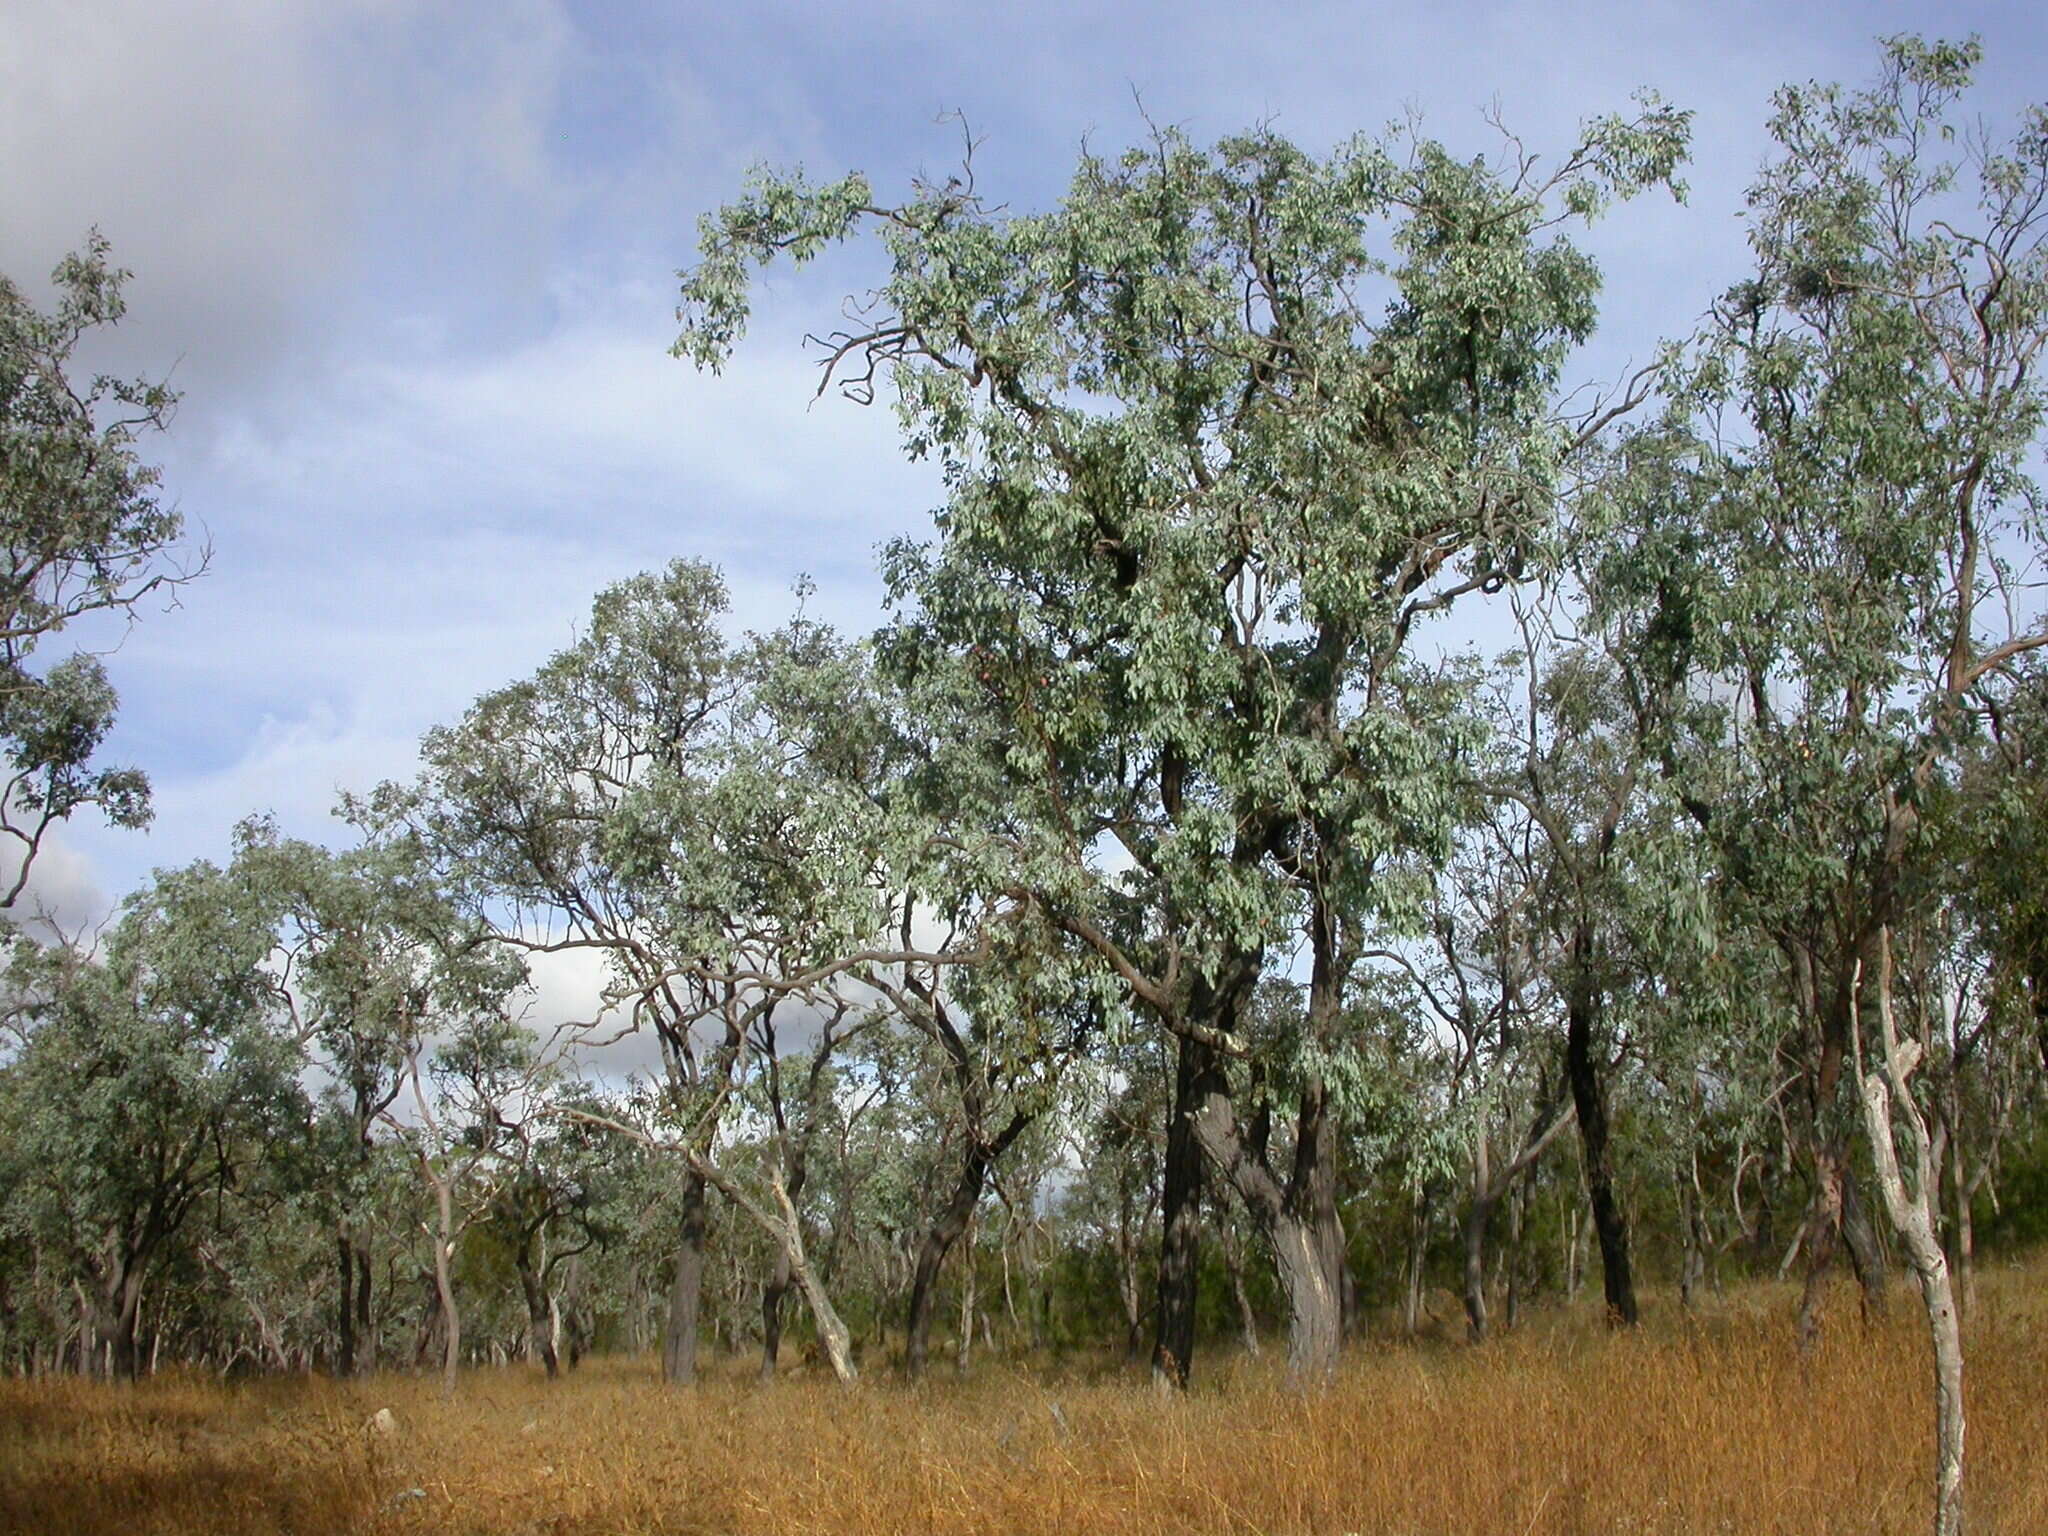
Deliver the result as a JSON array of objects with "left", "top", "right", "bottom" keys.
[{"left": 7, "top": 1261, "right": 2047, "bottom": 1536}]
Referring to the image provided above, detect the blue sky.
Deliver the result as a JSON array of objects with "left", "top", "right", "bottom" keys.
[{"left": 3, "top": 0, "right": 2045, "bottom": 955}]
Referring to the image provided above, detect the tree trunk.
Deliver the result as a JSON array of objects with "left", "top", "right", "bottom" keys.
[
  {"left": 430, "top": 1176, "right": 460, "bottom": 1398},
  {"left": 760, "top": 1245, "right": 793, "bottom": 1381},
  {"left": 1462, "top": 1189, "right": 1495, "bottom": 1343},
  {"left": 336, "top": 1229, "right": 356, "bottom": 1377},
  {"left": 516, "top": 1248, "right": 558, "bottom": 1378},
  {"left": 1405, "top": 1193, "right": 1431, "bottom": 1336},
  {"left": 1854, "top": 936, "right": 1965, "bottom": 1536},
  {"left": 662, "top": 1170, "right": 709, "bottom": 1386},
  {"left": 1566, "top": 970, "right": 1638, "bottom": 1326},
  {"left": 905, "top": 1145, "right": 989, "bottom": 1380},
  {"left": 955, "top": 1211, "right": 977, "bottom": 1374},
  {"left": 101, "top": 1263, "right": 144, "bottom": 1383},
  {"left": 1271, "top": 1214, "right": 1340, "bottom": 1374},
  {"left": 1153, "top": 1034, "right": 1214, "bottom": 1389}
]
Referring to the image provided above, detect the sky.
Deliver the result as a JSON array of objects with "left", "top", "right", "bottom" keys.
[{"left": 3, "top": 0, "right": 2045, "bottom": 1033}]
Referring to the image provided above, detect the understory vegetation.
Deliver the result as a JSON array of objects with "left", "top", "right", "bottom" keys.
[{"left": 7, "top": 1261, "right": 2048, "bottom": 1535}]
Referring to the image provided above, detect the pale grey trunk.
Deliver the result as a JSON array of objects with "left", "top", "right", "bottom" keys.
[{"left": 1854, "top": 936, "right": 1966, "bottom": 1536}]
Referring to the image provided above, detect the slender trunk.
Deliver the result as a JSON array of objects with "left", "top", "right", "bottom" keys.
[
  {"left": 769, "top": 1174, "right": 857, "bottom": 1384},
  {"left": 1678, "top": 1151, "right": 1707, "bottom": 1310},
  {"left": 1952, "top": 1152, "right": 1977, "bottom": 1319},
  {"left": 335, "top": 1229, "right": 356, "bottom": 1377},
  {"left": 1152, "top": 1033, "right": 1213, "bottom": 1389},
  {"left": 1116, "top": 1211, "right": 1145, "bottom": 1361},
  {"left": 1405, "top": 1193, "right": 1430, "bottom": 1335},
  {"left": 1219, "top": 1222, "right": 1260, "bottom": 1356},
  {"left": 760, "top": 1146, "right": 808, "bottom": 1380},
  {"left": 430, "top": 1177, "right": 459, "bottom": 1398},
  {"left": 1566, "top": 966, "right": 1637, "bottom": 1326},
  {"left": 905, "top": 1145, "right": 989, "bottom": 1380},
  {"left": 1463, "top": 1128, "right": 1494, "bottom": 1343},
  {"left": 1504, "top": 1172, "right": 1527, "bottom": 1331},
  {"left": 1854, "top": 936, "right": 1965, "bottom": 1536},
  {"left": 662, "top": 1171, "right": 709, "bottom": 1386},
  {"left": 955, "top": 1211, "right": 977, "bottom": 1375},
  {"left": 760, "top": 1245, "right": 793, "bottom": 1381}
]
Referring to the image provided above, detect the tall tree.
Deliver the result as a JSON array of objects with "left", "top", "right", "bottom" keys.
[
  {"left": 0, "top": 235, "right": 198, "bottom": 910},
  {"left": 675, "top": 104, "right": 1688, "bottom": 1380},
  {"left": 1592, "top": 38, "right": 2048, "bottom": 1533}
]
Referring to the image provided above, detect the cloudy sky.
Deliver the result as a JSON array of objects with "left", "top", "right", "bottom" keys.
[{"left": 4, "top": 0, "right": 2044, "bottom": 961}]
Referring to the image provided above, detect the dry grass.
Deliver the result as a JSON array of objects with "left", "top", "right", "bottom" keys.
[{"left": 8, "top": 1261, "right": 2048, "bottom": 1536}]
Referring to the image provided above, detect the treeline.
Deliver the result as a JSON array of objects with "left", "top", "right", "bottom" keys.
[{"left": 3, "top": 36, "right": 2046, "bottom": 1531}]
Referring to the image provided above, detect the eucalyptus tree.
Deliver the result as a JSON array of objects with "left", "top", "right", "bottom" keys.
[
  {"left": 232, "top": 818, "right": 501, "bottom": 1376},
  {"left": 1589, "top": 39, "right": 2048, "bottom": 1533},
  {"left": 363, "top": 560, "right": 745, "bottom": 1383},
  {"left": 0, "top": 858, "right": 303, "bottom": 1378},
  {"left": 0, "top": 236, "right": 201, "bottom": 911},
  {"left": 676, "top": 104, "right": 1689, "bottom": 1380},
  {"left": 376, "top": 564, "right": 982, "bottom": 1383}
]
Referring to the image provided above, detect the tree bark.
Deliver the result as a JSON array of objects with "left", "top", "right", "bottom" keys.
[
  {"left": 906, "top": 1144, "right": 990, "bottom": 1380},
  {"left": 1153, "top": 1033, "right": 1215, "bottom": 1389},
  {"left": 662, "top": 1170, "right": 709, "bottom": 1386},
  {"left": 1566, "top": 963, "right": 1637, "bottom": 1326},
  {"left": 430, "top": 1176, "right": 460, "bottom": 1398},
  {"left": 1853, "top": 936, "right": 1965, "bottom": 1536},
  {"left": 516, "top": 1246, "right": 559, "bottom": 1378}
]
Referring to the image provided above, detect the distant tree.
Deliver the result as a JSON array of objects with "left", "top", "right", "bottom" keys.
[
  {"left": 0, "top": 859, "right": 302, "bottom": 1378},
  {"left": 0, "top": 234, "right": 199, "bottom": 910}
]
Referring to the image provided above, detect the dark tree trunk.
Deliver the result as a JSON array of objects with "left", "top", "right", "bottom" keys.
[
  {"left": 516, "top": 1249, "right": 558, "bottom": 1378},
  {"left": 905, "top": 1145, "right": 989, "bottom": 1380},
  {"left": 336, "top": 1229, "right": 356, "bottom": 1376},
  {"left": 335, "top": 1228, "right": 373, "bottom": 1376},
  {"left": 759, "top": 1246, "right": 793, "bottom": 1381},
  {"left": 101, "top": 1266, "right": 144, "bottom": 1382},
  {"left": 662, "top": 1171, "right": 709, "bottom": 1386},
  {"left": 1566, "top": 966, "right": 1638, "bottom": 1327},
  {"left": 1153, "top": 1033, "right": 1215, "bottom": 1389}
]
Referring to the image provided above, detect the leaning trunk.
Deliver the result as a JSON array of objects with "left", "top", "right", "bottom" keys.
[{"left": 905, "top": 1145, "right": 989, "bottom": 1380}]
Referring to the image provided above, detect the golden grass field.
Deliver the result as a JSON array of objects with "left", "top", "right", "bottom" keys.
[{"left": 6, "top": 1263, "right": 2046, "bottom": 1536}]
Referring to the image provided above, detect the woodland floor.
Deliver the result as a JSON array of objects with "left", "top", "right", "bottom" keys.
[{"left": 6, "top": 1261, "right": 2048, "bottom": 1536}]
